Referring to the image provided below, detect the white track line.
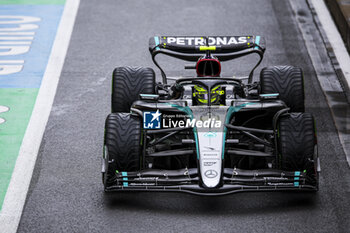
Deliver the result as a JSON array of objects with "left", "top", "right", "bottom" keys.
[
  {"left": 310, "top": 0, "right": 350, "bottom": 84},
  {"left": 0, "top": 0, "right": 80, "bottom": 232}
]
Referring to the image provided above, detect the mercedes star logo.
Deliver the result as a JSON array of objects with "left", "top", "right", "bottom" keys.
[{"left": 204, "top": 169, "right": 218, "bottom": 178}]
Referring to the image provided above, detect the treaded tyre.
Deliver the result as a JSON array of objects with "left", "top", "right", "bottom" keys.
[
  {"left": 103, "top": 113, "right": 141, "bottom": 187},
  {"left": 112, "top": 66, "right": 155, "bottom": 113},
  {"left": 278, "top": 113, "right": 318, "bottom": 186},
  {"left": 260, "top": 65, "right": 305, "bottom": 112}
]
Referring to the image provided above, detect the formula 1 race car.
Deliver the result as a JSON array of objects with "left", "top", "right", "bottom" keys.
[{"left": 102, "top": 36, "right": 320, "bottom": 195}]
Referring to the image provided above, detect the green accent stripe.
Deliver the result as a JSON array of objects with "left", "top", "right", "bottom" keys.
[
  {"left": 254, "top": 36, "right": 261, "bottom": 49},
  {"left": 121, "top": 172, "right": 128, "bottom": 176},
  {"left": 140, "top": 94, "right": 158, "bottom": 97},
  {"left": 154, "top": 36, "right": 160, "bottom": 51},
  {"left": 260, "top": 93, "right": 279, "bottom": 97},
  {"left": 121, "top": 172, "right": 128, "bottom": 187}
]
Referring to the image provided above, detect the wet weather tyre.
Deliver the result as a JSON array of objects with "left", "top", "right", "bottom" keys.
[
  {"left": 103, "top": 113, "right": 141, "bottom": 187},
  {"left": 278, "top": 113, "right": 318, "bottom": 186},
  {"left": 112, "top": 66, "right": 155, "bottom": 113},
  {"left": 260, "top": 65, "right": 304, "bottom": 112}
]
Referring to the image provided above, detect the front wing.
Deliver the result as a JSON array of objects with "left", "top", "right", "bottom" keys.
[{"left": 104, "top": 168, "right": 318, "bottom": 196}]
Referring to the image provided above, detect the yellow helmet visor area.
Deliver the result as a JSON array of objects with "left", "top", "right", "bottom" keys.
[{"left": 193, "top": 85, "right": 224, "bottom": 104}]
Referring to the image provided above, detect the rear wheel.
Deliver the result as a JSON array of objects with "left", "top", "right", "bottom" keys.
[
  {"left": 260, "top": 65, "right": 305, "bottom": 112},
  {"left": 278, "top": 113, "right": 318, "bottom": 188},
  {"left": 112, "top": 66, "right": 155, "bottom": 113},
  {"left": 103, "top": 113, "right": 141, "bottom": 188}
]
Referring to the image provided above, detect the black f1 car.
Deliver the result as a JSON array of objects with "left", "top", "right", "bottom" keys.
[{"left": 102, "top": 36, "right": 320, "bottom": 195}]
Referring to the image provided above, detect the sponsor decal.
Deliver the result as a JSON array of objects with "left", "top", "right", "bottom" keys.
[
  {"left": 165, "top": 36, "right": 249, "bottom": 46},
  {"left": 204, "top": 161, "right": 216, "bottom": 166},
  {"left": 204, "top": 132, "right": 217, "bottom": 138},
  {"left": 135, "top": 177, "right": 159, "bottom": 181},
  {"left": 203, "top": 153, "right": 218, "bottom": 156}
]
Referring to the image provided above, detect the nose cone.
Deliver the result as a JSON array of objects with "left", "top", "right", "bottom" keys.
[
  {"left": 198, "top": 131, "right": 224, "bottom": 189},
  {"left": 202, "top": 168, "right": 221, "bottom": 188}
]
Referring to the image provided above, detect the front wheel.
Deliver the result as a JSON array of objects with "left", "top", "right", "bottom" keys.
[
  {"left": 102, "top": 113, "right": 141, "bottom": 188},
  {"left": 278, "top": 112, "right": 318, "bottom": 188}
]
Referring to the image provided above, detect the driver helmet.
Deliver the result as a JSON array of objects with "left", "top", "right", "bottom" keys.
[{"left": 193, "top": 85, "right": 224, "bottom": 105}]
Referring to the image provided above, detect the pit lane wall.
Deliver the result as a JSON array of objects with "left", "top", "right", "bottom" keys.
[
  {"left": 0, "top": 0, "right": 65, "bottom": 210},
  {"left": 324, "top": 0, "right": 350, "bottom": 52}
]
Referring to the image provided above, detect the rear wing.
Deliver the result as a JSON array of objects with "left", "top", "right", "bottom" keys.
[
  {"left": 149, "top": 36, "right": 265, "bottom": 83},
  {"left": 149, "top": 36, "right": 265, "bottom": 54}
]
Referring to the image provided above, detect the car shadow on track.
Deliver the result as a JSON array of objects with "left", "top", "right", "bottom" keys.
[{"left": 102, "top": 191, "right": 318, "bottom": 216}]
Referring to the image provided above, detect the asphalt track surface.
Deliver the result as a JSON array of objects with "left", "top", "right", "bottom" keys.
[{"left": 18, "top": 0, "right": 350, "bottom": 232}]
